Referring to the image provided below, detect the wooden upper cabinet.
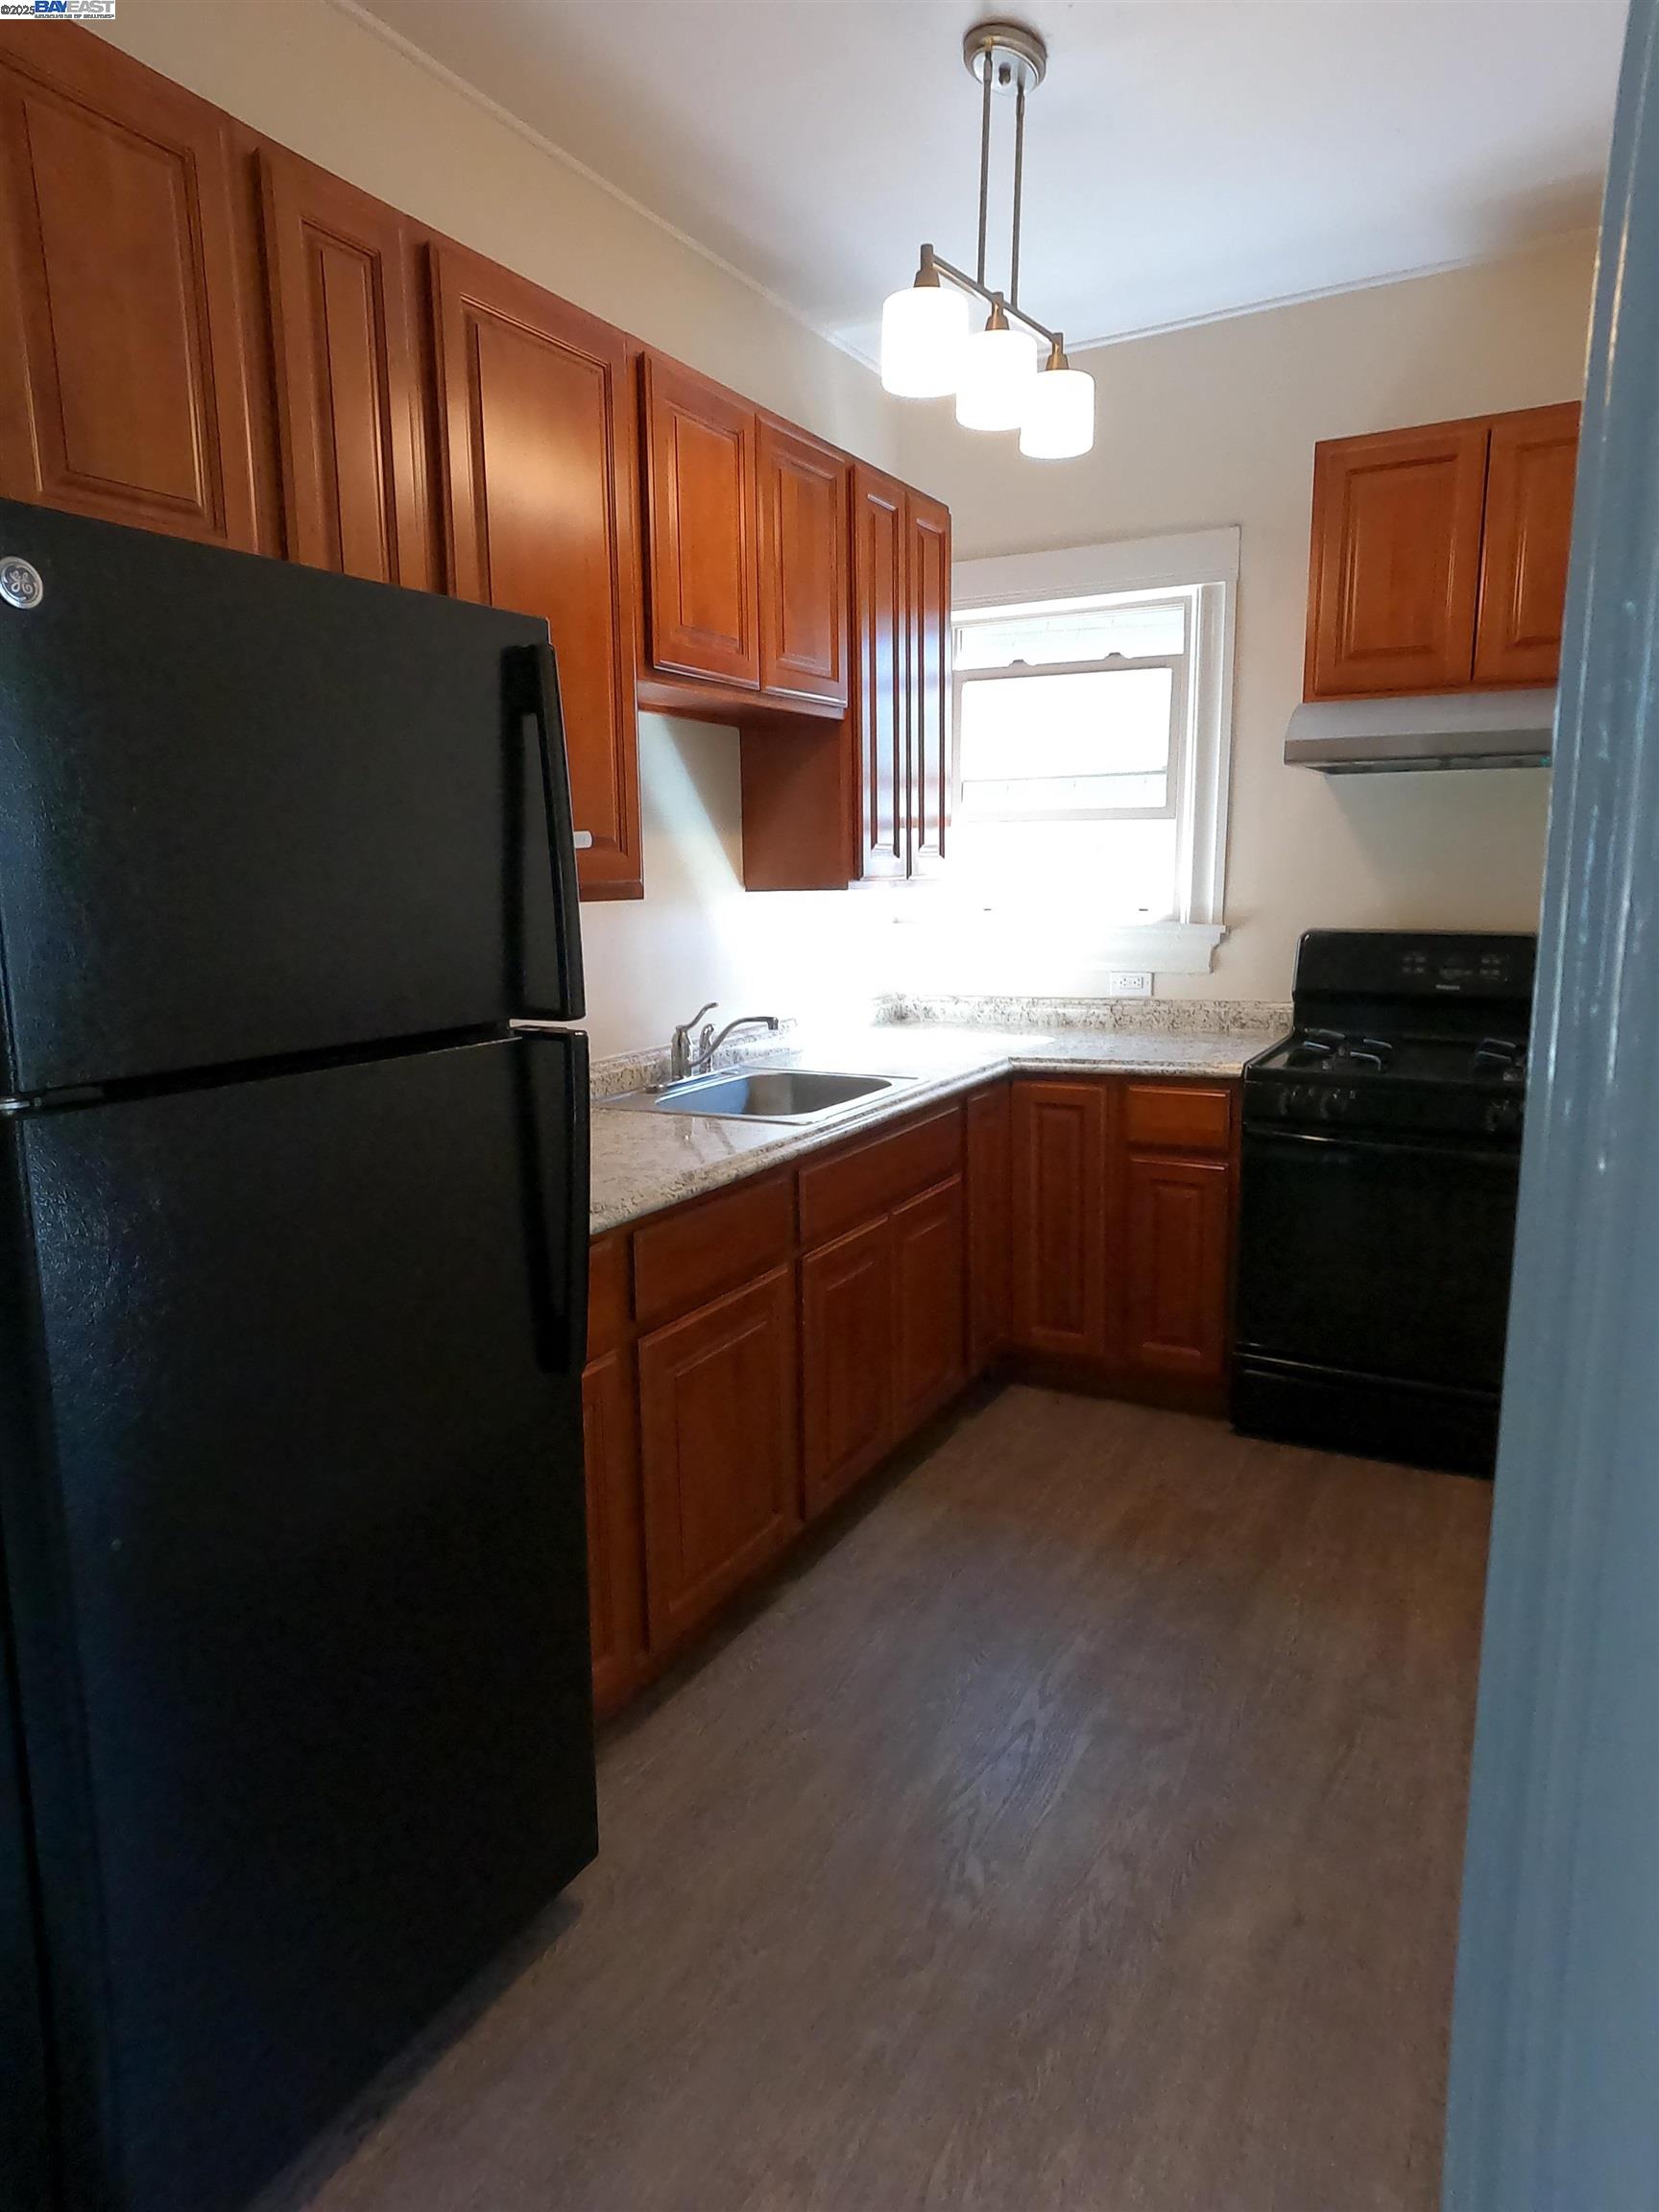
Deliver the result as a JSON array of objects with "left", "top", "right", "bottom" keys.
[
  {"left": 1474, "top": 401, "right": 1581, "bottom": 687},
  {"left": 641, "top": 353, "right": 759, "bottom": 688},
  {"left": 1306, "top": 417, "right": 1489, "bottom": 698},
  {"left": 907, "top": 489, "right": 952, "bottom": 875},
  {"left": 0, "top": 29, "right": 256, "bottom": 548},
  {"left": 757, "top": 416, "right": 848, "bottom": 708},
  {"left": 258, "top": 149, "right": 431, "bottom": 588},
  {"left": 432, "top": 246, "right": 642, "bottom": 900},
  {"left": 851, "top": 465, "right": 909, "bottom": 881}
]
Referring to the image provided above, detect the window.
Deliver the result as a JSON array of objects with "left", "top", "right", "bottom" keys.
[{"left": 939, "top": 530, "right": 1238, "bottom": 974}]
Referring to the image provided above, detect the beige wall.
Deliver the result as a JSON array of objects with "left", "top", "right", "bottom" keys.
[
  {"left": 897, "top": 236, "right": 1598, "bottom": 1000},
  {"left": 97, "top": 0, "right": 908, "bottom": 1058}
]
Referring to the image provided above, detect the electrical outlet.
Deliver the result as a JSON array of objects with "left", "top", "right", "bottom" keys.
[{"left": 1103, "top": 970, "right": 1153, "bottom": 998}]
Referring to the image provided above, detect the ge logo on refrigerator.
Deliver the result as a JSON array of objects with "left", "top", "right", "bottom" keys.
[{"left": 0, "top": 558, "right": 44, "bottom": 611}]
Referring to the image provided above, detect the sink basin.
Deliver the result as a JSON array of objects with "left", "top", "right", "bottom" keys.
[{"left": 605, "top": 1068, "right": 912, "bottom": 1124}]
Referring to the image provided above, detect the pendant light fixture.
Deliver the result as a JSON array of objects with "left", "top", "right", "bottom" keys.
[{"left": 878, "top": 19, "right": 1094, "bottom": 460}]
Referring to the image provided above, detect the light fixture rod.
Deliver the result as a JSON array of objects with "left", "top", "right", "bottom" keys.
[
  {"left": 975, "top": 55, "right": 993, "bottom": 287},
  {"left": 1010, "top": 80, "right": 1026, "bottom": 308},
  {"left": 925, "top": 247, "right": 1062, "bottom": 350}
]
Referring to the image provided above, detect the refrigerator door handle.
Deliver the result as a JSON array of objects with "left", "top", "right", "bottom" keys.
[
  {"left": 512, "top": 642, "right": 587, "bottom": 1024},
  {"left": 513, "top": 1027, "right": 590, "bottom": 1378}
]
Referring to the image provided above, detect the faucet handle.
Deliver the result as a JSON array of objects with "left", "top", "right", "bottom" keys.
[{"left": 679, "top": 1000, "right": 717, "bottom": 1036}]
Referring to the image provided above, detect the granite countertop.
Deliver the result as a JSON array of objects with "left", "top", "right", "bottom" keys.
[{"left": 589, "top": 1018, "right": 1285, "bottom": 1236}]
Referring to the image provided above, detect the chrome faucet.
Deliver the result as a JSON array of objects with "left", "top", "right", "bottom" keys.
[{"left": 667, "top": 1003, "right": 781, "bottom": 1084}]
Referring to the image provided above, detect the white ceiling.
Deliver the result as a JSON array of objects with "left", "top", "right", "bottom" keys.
[{"left": 352, "top": 0, "right": 1626, "bottom": 364}]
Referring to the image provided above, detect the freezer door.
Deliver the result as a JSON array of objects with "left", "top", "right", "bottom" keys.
[
  {"left": 0, "top": 1032, "right": 594, "bottom": 2212},
  {"left": 0, "top": 498, "right": 584, "bottom": 1095}
]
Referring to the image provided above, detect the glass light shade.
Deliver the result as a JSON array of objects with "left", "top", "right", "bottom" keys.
[
  {"left": 880, "top": 282, "right": 971, "bottom": 397},
  {"left": 1019, "top": 364, "right": 1096, "bottom": 458},
  {"left": 954, "top": 324, "right": 1039, "bottom": 431}
]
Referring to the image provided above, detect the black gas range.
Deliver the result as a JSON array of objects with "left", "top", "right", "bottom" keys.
[{"left": 1232, "top": 929, "right": 1535, "bottom": 1476}]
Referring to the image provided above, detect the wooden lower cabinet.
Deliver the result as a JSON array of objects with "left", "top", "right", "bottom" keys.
[
  {"left": 1121, "top": 1153, "right": 1231, "bottom": 1390},
  {"left": 1009, "top": 1074, "right": 1238, "bottom": 1408},
  {"left": 637, "top": 1266, "right": 799, "bottom": 1654},
  {"left": 966, "top": 1084, "right": 1012, "bottom": 1373},
  {"left": 892, "top": 1179, "right": 967, "bottom": 1433},
  {"left": 801, "top": 1216, "right": 895, "bottom": 1518},
  {"left": 582, "top": 1346, "right": 645, "bottom": 1717},
  {"left": 1012, "top": 1080, "right": 1112, "bottom": 1364}
]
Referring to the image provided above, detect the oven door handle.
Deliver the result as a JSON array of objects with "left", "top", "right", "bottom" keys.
[{"left": 1244, "top": 1124, "right": 1521, "bottom": 1169}]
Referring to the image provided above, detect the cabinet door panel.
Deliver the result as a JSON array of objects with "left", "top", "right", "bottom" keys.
[
  {"left": 642, "top": 355, "right": 758, "bottom": 687},
  {"left": 1306, "top": 421, "right": 1489, "bottom": 697},
  {"left": 758, "top": 417, "right": 848, "bottom": 707},
  {"left": 0, "top": 32, "right": 255, "bottom": 547},
  {"left": 892, "top": 1178, "right": 967, "bottom": 1435},
  {"left": 966, "top": 1084, "right": 1012, "bottom": 1374},
  {"left": 583, "top": 1346, "right": 645, "bottom": 1718},
  {"left": 1013, "top": 1081, "right": 1110, "bottom": 1363},
  {"left": 434, "top": 248, "right": 642, "bottom": 899},
  {"left": 851, "top": 466, "right": 908, "bottom": 881},
  {"left": 801, "top": 1217, "right": 894, "bottom": 1518},
  {"left": 259, "top": 150, "right": 430, "bottom": 588},
  {"left": 1474, "top": 400, "right": 1580, "bottom": 688},
  {"left": 908, "top": 488, "right": 952, "bottom": 873},
  {"left": 638, "top": 1268, "right": 798, "bottom": 1651},
  {"left": 1123, "top": 1154, "right": 1230, "bottom": 1384}
]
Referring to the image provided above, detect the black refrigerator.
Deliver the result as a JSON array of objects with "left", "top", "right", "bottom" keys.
[{"left": 0, "top": 500, "right": 597, "bottom": 2212}]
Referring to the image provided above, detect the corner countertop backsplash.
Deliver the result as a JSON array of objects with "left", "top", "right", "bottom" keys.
[{"left": 584, "top": 996, "right": 1289, "bottom": 1236}]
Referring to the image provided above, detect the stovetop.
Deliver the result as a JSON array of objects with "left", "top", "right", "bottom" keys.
[{"left": 1243, "top": 930, "right": 1535, "bottom": 1144}]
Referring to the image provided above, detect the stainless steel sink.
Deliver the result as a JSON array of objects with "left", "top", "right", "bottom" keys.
[{"left": 604, "top": 1068, "right": 914, "bottom": 1124}]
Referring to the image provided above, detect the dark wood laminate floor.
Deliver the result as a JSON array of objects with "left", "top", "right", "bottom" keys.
[{"left": 273, "top": 1388, "right": 1492, "bottom": 2212}]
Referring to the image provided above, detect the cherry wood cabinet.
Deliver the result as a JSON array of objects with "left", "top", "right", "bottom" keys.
[
  {"left": 637, "top": 1267, "right": 799, "bottom": 1654},
  {"left": 757, "top": 415, "right": 848, "bottom": 709},
  {"left": 1012, "top": 1080, "right": 1113, "bottom": 1365},
  {"left": 640, "top": 353, "right": 759, "bottom": 688},
  {"left": 1121, "top": 1155, "right": 1231, "bottom": 1388},
  {"left": 0, "top": 29, "right": 257, "bottom": 550},
  {"left": 891, "top": 1178, "right": 967, "bottom": 1434},
  {"left": 1474, "top": 401, "right": 1581, "bottom": 687},
  {"left": 966, "top": 1083, "right": 1012, "bottom": 1374},
  {"left": 432, "top": 246, "right": 643, "bottom": 899},
  {"left": 907, "top": 489, "right": 952, "bottom": 876},
  {"left": 582, "top": 1345, "right": 645, "bottom": 1717},
  {"left": 800, "top": 1216, "right": 895, "bottom": 1518},
  {"left": 851, "top": 466, "right": 910, "bottom": 881},
  {"left": 258, "top": 148, "right": 432, "bottom": 588},
  {"left": 1306, "top": 402, "right": 1580, "bottom": 700},
  {"left": 848, "top": 467, "right": 952, "bottom": 882},
  {"left": 1306, "top": 418, "right": 1489, "bottom": 698}
]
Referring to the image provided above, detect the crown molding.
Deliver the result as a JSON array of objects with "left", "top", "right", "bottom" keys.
[{"left": 831, "top": 225, "right": 1603, "bottom": 373}]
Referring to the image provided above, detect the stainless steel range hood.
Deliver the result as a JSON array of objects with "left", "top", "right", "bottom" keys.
[{"left": 1285, "top": 688, "right": 1556, "bottom": 774}]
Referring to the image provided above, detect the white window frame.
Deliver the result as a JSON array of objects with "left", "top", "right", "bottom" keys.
[
  {"left": 952, "top": 631, "right": 1188, "bottom": 826},
  {"left": 946, "top": 527, "right": 1238, "bottom": 974}
]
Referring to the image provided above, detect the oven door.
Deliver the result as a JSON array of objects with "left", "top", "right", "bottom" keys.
[{"left": 1235, "top": 1125, "right": 1522, "bottom": 1391}]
